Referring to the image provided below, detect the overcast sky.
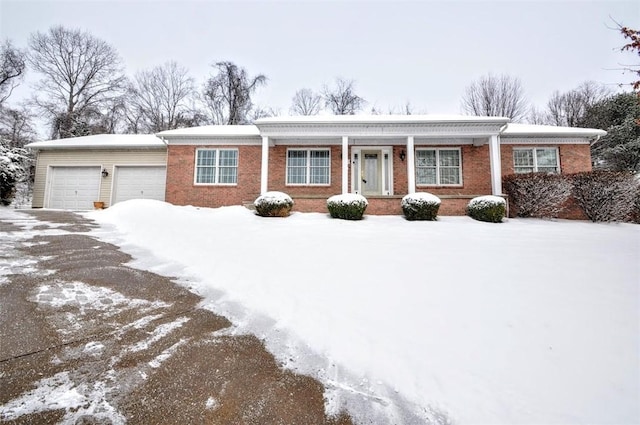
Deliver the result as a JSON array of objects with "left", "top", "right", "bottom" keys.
[{"left": 1, "top": 0, "right": 639, "bottom": 123}]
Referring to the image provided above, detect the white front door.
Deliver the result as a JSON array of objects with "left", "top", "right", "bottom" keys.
[{"left": 352, "top": 147, "right": 393, "bottom": 196}]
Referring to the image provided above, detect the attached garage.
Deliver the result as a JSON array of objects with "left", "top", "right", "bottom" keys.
[
  {"left": 113, "top": 166, "right": 166, "bottom": 204},
  {"left": 26, "top": 134, "right": 167, "bottom": 210},
  {"left": 48, "top": 166, "right": 101, "bottom": 209}
]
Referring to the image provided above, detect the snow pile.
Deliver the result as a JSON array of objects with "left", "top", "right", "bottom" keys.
[{"left": 87, "top": 199, "right": 640, "bottom": 424}]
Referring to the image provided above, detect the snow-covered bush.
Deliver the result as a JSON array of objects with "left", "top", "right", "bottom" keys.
[
  {"left": 326, "top": 194, "right": 368, "bottom": 220},
  {"left": 467, "top": 195, "right": 506, "bottom": 223},
  {"left": 0, "top": 142, "right": 28, "bottom": 206},
  {"left": 503, "top": 173, "right": 572, "bottom": 218},
  {"left": 571, "top": 171, "right": 640, "bottom": 222},
  {"left": 401, "top": 192, "right": 441, "bottom": 221},
  {"left": 254, "top": 191, "right": 294, "bottom": 217}
]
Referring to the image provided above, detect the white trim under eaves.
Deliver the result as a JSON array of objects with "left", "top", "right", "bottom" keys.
[
  {"left": 164, "top": 137, "right": 262, "bottom": 146},
  {"left": 257, "top": 122, "right": 507, "bottom": 139},
  {"left": 501, "top": 137, "right": 592, "bottom": 145}
]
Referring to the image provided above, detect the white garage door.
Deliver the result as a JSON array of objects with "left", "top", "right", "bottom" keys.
[
  {"left": 48, "top": 166, "right": 101, "bottom": 210},
  {"left": 113, "top": 166, "right": 166, "bottom": 204}
]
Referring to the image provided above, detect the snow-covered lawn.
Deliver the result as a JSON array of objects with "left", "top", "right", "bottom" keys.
[{"left": 88, "top": 200, "right": 639, "bottom": 424}]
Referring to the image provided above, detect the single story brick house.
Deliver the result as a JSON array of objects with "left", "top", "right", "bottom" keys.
[
  {"left": 156, "top": 115, "right": 606, "bottom": 215},
  {"left": 26, "top": 134, "right": 167, "bottom": 209}
]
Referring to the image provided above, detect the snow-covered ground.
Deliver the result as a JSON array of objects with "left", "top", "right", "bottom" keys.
[{"left": 85, "top": 200, "right": 638, "bottom": 425}]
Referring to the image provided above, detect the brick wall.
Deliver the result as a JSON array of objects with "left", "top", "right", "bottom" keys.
[
  {"left": 166, "top": 145, "right": 261, "bottom": 208},
  {"left": 268, "top": 145, "right": 343, "bottom": 196},
  {"left": 167, "top": 142, "right": 593, "bottom": 217},
  {"left": 414, "top": 145, "right": 492, "bottom": 196},
  {"left": 500, "top": 144, "right": 592, "bottom": 175},
  {"left": 501, "top": 144, "right": 592, "bottom": 220}
]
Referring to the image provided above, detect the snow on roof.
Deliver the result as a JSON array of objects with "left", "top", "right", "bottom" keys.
[
  {"left": 25, "top": 134, "right": 165, "bottom": 150},
  {"left": 157, "top": 125, "right": 260, "bottom": 138},
  {"left": 502, "top": 123, "right": 606, "bottom": 138},
  {"left": 255, "top": 114, "right": 511, "bottom": 125}
]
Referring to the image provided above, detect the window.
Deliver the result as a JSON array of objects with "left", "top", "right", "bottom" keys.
[
  {"left": 513, "top": 148, "right": 559, "bottom": 173},
  {"left": 415, "top": 148, "right": 461, "bottom": 185},
  {"left": 195, "top": 149, "right": 238, "bottom": 184},
  {"left": 287, "top": 149, "right": 330, "bottom": 185}
]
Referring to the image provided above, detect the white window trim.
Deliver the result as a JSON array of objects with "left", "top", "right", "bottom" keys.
[
  {"left": 194, "top": 148, "right": 238, "bottom": 185},
  {"left": 415, "top": 147, "right": 463, "bottom": 187},
  {"left": 513, "top": 147, "right": 560, "bottom": 173},
  {"left": 286, "top": 148, "right": 331, "bottom": 186}
]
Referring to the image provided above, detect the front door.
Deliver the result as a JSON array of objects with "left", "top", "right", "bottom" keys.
[
  {"left": 352, "top": 147, "right": 393, "bottom": 196},
  {"left": 362, "top": 151, "right": 381, "bottom": 195}
]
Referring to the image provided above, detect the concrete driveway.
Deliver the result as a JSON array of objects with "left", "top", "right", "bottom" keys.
[{"left": 0, "top": 208, "right": 352, "bottom": 425}]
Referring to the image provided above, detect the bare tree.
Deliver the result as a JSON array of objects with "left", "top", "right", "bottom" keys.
[
  {"left": 126, "top": 61, "right": 197, "bottom": 133},
  {"left": 384, "top": 101, "right": 423, "bottom": 115},
  {"left": 250, "top": 105, "right": 280, "bottom": 121},
  {"left": 28, "top": 26, "right": 126, "bottom": 138},
  {"left": 527, "top": 106, "right": 549, "bottom": 125},
  {"left": 0, "top": 105, "right": 36, "bottom": 148},
  {"left": 545, "top": 81, "right": 610, "bottom": 127},
  {"left": 460, "top": 73, "right": 529, "bottom": 121},
  {"left": 322, "top": 78, "right": 366, "bottom": 115},
  {"left": 202, "top": 61, "right": 267, "bottom": 125},
  {"left": 289, "top": 88, "right": 322, "bottom": 115},
  {"left": 0, "top": 40, "right": 26, "bottom": 106}
]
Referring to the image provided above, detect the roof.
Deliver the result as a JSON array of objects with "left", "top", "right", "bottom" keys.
[
  {"left": 157, "top": 125, "right": 260, "bottom": 138},
  {"left": 255, "top": 114, "right": 511, "bottom": 125},
  {"left": 25, "top": 134, "right": 165, "bottom": 150},
  {"left": 502, "top": 123, "right": 606, "bottom": 138}
]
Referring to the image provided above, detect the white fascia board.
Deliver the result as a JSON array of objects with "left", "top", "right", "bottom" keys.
[
  {"left": 25, "top": 134, "right": 164, "bottom": 150},
  {"left": 255, "top": 114, "right": 510, "bottom": 126},
  {"left": 257, "top": 122, "right": 506, "bottom": 138},
  {"left": 26, "top": 145, "right": 166, "bottom": 151},
  {"left": 163, "top": 136, "right": 262, "bottom": 146},
  {"left": 502, "top": 124, "right": 606, "bottom": 138},
  {"left": 500, "top": 137, "right": 593, "bottom": 145}
]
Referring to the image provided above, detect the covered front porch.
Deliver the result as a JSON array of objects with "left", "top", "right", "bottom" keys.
[{"left": 254, "top": 115, "right": 510, "bottom": 215}]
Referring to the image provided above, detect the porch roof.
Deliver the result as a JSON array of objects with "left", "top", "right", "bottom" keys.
[
  {"left": 255, "top": 114, "right": 510, "bottom": 138},
  {"left": 254, "top": 114, "right": 511, "bottom": 125}
]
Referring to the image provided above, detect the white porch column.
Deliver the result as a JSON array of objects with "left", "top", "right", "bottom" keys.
[
  {"left": 406, "top": 136, "right": 416, "bottom": 194},
  {"left": 260, "top": 136, "right": 269, "bottom": 194},
  {"left": 342, "top": 136, "right": 349, "bottom": 194},
  {"left": 489, "top": 134, "right": 502, "bottom": 195}
]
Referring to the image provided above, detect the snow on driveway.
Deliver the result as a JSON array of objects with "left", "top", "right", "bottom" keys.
[{"left": 88, "top": 200, "right": 640, "bottom": 425}]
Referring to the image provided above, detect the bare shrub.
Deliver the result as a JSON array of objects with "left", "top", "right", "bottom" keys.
[
  {"left": 503, "top": 173, "right": 572, "bottom": 218},
  {"left": 571, "top": 171, "right": 640, "bottom": 222}
]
